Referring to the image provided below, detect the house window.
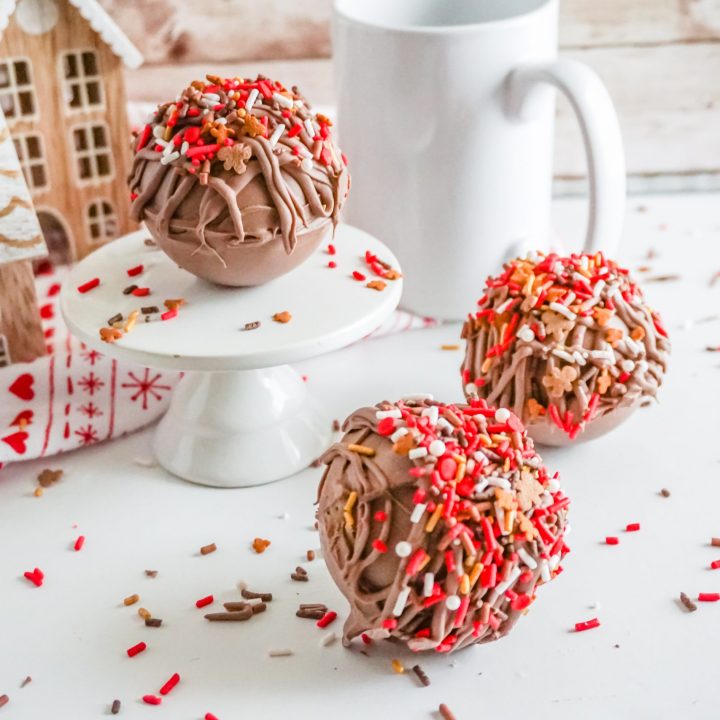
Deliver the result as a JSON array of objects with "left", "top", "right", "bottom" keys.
[
  {"left": 0, "top": 334, "right": 9, "bottom": 368},
  {"left": 13, "top": 133, "right": 48, "bottom": 193},
  {"left": 61, "top": 50, "right": 103, "bottom": 110},
  {"left": 71, "top": 123, "right": 113, "bottom": 183},
  {"left": 87, "top": 200, "right": 117, "bottom": 243},
  {"left": 0, "top": 58, "right": 37, "bottom": 122}
]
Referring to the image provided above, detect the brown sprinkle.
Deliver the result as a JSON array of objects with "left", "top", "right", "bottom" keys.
[
  {"left": 252, "top": 537, "right": 271, "bottom": 554},
  {"left": 123, "top": 284, "right": 138, "bottom": 295},
  {"left": 332, "top": 419, "right": 341, "bottom": 432},
  {"left": 111, "top": 699, "right": 121, "bottom": 715},
  {"left": 138, "top": 607, "right": 151, "bottom": 620},
  {"left": 37, "top": 468, "right": 63, "bottom": 487},
  {"left": 306, "top": 549, "right": 316, "bottom": 562},
  {"left": 0, "top": 695, "right": 8, "bottom": 709},
  {"left": 296, "top": 608, "right": 325, "bottom": 620},
  {"left": 145, "top": 617, "right": 162, "bottom": 627},
  {"left": 711, "top": 537, "right": 720, "bottom": 548},
  {"left": 205, "top": 609, "right": 253, "bottom": 622},
  {"left": 20, "top": 677, "right": 31, "bottom": 689},
  {"left": 223, "top": 601, "right": 248, "bottom": 612},
  {"left": 680, "top": 592, "right": 697, "bottom": 612},
  {"left": 439, "top": 703, "right": 456, "bottom": 720},
  {"left": 412, "top": 664, "right": 431, "bottom": 687},
  {"left": 145, "top": 569, "right": 158, "bottom": 577},
  {"left": 107, "top": 313, "right": 123, "bottom": 325},
  {"left": 123, "top": 594, "right": 139, "bottom": 606},
  {"left": 241, "top": 589, "right": 273, "bottom": 602},
  {"left": 141, "top": 306, "right": 159, "bottom": 315},
  {"left": 644, "top": 274, "right": 681, "bottom": 283},
  {"left": 251, "top": 602, "right": 267, "bottom": 615},
  {"left": 291, "top": 572, "right": 308, "bottom": 582},
  {"left": 144, "top": 238, "right": 156, "bottom": 247},
  {"left": 347, "top": 443, "right": 376, "bottom": 457},
  {"left": 272, "top": 311, "right": 292, "bottom": 323},
  {"left": 200, "top": 542, "right": 217, "bottom": 556},
  {"left": 366, "top": 280, "right": 386, "bottom": 292},
  {"left": 241, "top": 321, "right": 261, "bottom": 331},
  {"left": 660, "top": 488, "right": 671, "bottom": 497}
]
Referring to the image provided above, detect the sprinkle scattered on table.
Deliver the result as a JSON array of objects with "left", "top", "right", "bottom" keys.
[
  {"left": 316, "top": 610, "right": 337, "bottom": 628},
  {"left": 200, "top": 542, "right": 217, "bottom": 556},
  {"left": 272, "top": 311, "right": 292, "bottom": 323},
  {"left": 574, "top": 618, "right": 601, "bottom": 632},
  {"left": 23, "top": 568, "right": 43, "bottom": 587},
  {"left": 366, "top": 280, "right": 386, "bottom": 291},
  {"left": 241, "top": 321, "right": 261, "bottom": 331},
  {"left": 698, "top": 593, "right": 720, "bottom": 602},
  {"left": 37, "top": 468, "right": 62, "bottom": 487},
  {"left": 142, "top": 694, "right": 161, "bottom": 705},
  {"left": 441, "top": 344, "right": 460, "bottom": 351},
  {"left": 126, "top": 264, "right": 144, "bottom": 277},
  {"left": 123, "top": 594, "right": 139, "bottom": 606},
  {"left": 291, "top": 566, "right": 308, "bottom": 582},
  {"left": 252, "top": 538, "right": 271, "bottom": 553},
  {"left": 126, "top": 641, "right": 146, "bottom": 658},
  {"left": 110, "top": 699, "right": 121, "bottom": 714},
  {"left": 268, "top": 648, "right": 293, "bottom": 657},
  {"left": 73, "top": 535, "right": 85, "bottom": 551},
  {"left": 159, "top": 673, "right": 180, "bottom": 696},
  {"left": 439, "top": 703, "right": 456, "bottom": 720},
  {"left": 660, "top": 488, "right": 671, "bottom": 497},
  {"left": 195, "top": 595, "right": 214, "bottom": 609},
  {"left": 412, "top": 664, "right": 431, "bottom": 687},
  {"left": 625, "top": 522, "right": 641, "bottom": 532},
  {"left": 77, "top": 278, "right": 100, "bottom": 294},
  {"left": 241, "top": 588, "right": 272, "bottom": 602},
  {"left": 145, "top": 569, "right": 158, "bottom": 577},
  {"left": 0, "top": 695, "right": 8, "bottom": 709},
  {"left": 680, "top": 593, "right": 698, "bottom": 612}
]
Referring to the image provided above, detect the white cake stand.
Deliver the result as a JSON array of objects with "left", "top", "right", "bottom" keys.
[{"left": 60, "top": 226, "right": 402, "bottom": 487}]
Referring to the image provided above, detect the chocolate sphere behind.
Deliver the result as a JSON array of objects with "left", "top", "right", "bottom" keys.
[
  {"left": 460, "top": 252, "right": 670, "bottom": 445},
  {"left": 129, "top": 75, "right": 349, "bottom": 286},
  {"left": 318, "top": 398, "right": 570, "bottom": 654}
]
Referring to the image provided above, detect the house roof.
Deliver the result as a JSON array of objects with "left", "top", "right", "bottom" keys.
[{"left": 0, "top": 0, "right": 143, "bottom": 69}]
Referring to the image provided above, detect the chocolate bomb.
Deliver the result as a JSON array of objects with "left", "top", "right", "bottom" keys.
[
  {"left": 461, "top": 252, "right": 670, "bottom": 445},
  {"left": 317, "top": 397, "right": 570, "bottom": 653},
  {"left": 128, "top": 75, "right": 349, "bottom": 286}
]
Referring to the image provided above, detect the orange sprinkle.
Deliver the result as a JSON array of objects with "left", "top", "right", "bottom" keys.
[
  {"left": 252, "top": 538, "right": 271, "bottom": 554},
  {"left": 123, "top": 594, "right": 139, "bottom": 606}
]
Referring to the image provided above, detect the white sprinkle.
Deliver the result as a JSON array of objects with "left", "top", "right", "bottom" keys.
[
  {"left": 268, "top": 648, "right": 293, "bottom": 657},
  {"left": 160, "top": 151, "right": 179, "bottom": 165},
  {"left": 548, "top": 302, "right": 577, "bottom": 321},
  {"left": 410, "top": 503, "right": 427, "bottom": 524},
  {"left": 304, "top": 119, "right": 316, "bottom": 137},
  {"left": 428, "top": 440, "right": 446, "bottom": 457},
  {"left": 487, "top": 476, "right": 511, "bottom": 490},
  {"left": 445, "top": 595, "right": 461, "bottom": 611},
  {"left": 152, "top": 125, "right": 164, "bottom": 138},
  {"left": 624, "top": 337, "right": 642, "bottom": 356},
  {"left": 272, "top": 92, "right": 294, "bottom": 108},
  {"left": 495, "top": 504, "right": 506, "bottom": 532},
  {"left": 408, "top": 447, "right": 428, "bottom": 460},
  {"left": 580, "top": 297, "right": 600, "bottom": 312},
  {"left": 278, "top": 511, "right": 290, "bottom": 520},
  {"left": 390, "top": 427, "right": 409, "bottom": 442},
  {"left": 132, "top": 456, "right": 157, "bottom": 468},
  {"left": 269, "top": 124, "right": 285, "bottom": 147},
  {"left": 395, "top": 541, "right": 412, "bottom": 558},
  {"left": 180, "top": 141, "right": 189, "bottom": 155},
  {"left": 301, "top": 157, "right": 314, "bottom": 172},
  {"left": 517, "top": 325, "right": 535, "bottom": 342},
  {"left": 473, "top": 479, "right": 489, "bottom": 495},
  {"left": 494, "top": 408, "right": 511, "bottom": 423},
  {"left": 551, "top": 348, "right": 575, "bottom": 363},
  {"left": 572, "top": 351, "right": 587, "bottom": 366},
  {"left": 564, "top": 523, "right": 572, "bottom": 537},
  {"left": 549, "top": 554, "right": 561, "bottom": 571},
  {"left": 436, "top": 417, "right": 453, "bottom": 433},
  {"left": 423, "top": 572, "right": 434, "bottom": 597},
  {"left": 421, "top": 405, "right": 439, "bottom": 425},
  {"left": 203, "top": 92, "right": 220, "bottom": 102},
  {"left": 245, "top": 88, "right": 259, "bottom": 111},
  {"left": 392, "top": 587, "right": 410, "bottom": 616},
  {"left": 494, "top": 567, "right": 521, "bottom": 596},
  {"left": 496, "top": 298, "right": 515, "bottom": 314},
  {"left": 517, "top": 547, "right": 538, "bottom": 570},
  {"left": 620, "top": 359, "right": 635, "bottom": 372},
  {"left": 589, "top": 348, "right": 615, "bottom": 363},
  {"left": 464, "top": 383, "right": 478, "bottom": 395},
  {"left": 377, "top": 409, "right": 402, "bottom": 420},
  {"left": 321, "top": 632, "right": 338, "bottom": 647},
  {"left": 153, "top": 138, "right": 168, "bottom": 149},
  {"left": 540, "top": 560, "right": 551, "bottom": 583},
  {"left": 563, "top": 291, "right": 576, "bottom": 307},
  {"left": 466, "top": 459, "right": 476, "bottom": 474},
  {"left": 215, "top": 117, "right": 227, "bottom": 125},
  {"left": 548, "top": 477, "right": 561, "bottom": 494},
  {"left": 589, "top": 600, "right": 601, "bottom": 610}
]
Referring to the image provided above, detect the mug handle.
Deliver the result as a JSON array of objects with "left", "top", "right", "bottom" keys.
[{"left": 506, "top": 59, "right": 625, "bottom": 257}]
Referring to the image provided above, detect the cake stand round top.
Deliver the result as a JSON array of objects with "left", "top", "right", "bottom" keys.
[{"left": 60, "top": 225, "right": 403, "bottom": 371}]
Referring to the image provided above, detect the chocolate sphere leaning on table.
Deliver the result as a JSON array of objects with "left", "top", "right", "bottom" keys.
[
  {"left": 317, "top": 397, "right": 570, "bottom": 653},
  {"left": 128, "top": 74, "right": 349, "bottom": 286},
  {"left": 460, "top": 251, "right": 670, "bottom": 446}
]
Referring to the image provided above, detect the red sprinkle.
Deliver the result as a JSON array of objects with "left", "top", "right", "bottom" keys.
[
  {"left": 126, "top": 265, "right": 144, "bottom": 277},
  {"left": 77, "top": 278, "right": 100, "bottom": 294},
  {"left": 205, "top": 714, "right": 219, "bottom": 720},
  {"left": 698, "top": 593, "right": 720, "bottom": 602},
  {"left": 127, "top": 641, "right": 147, "bottom": 658},
  {"left": 352, "top": 270, "right": 366, "bottom": 282},
  {"left": 159, "top": 673, "right": 180, "bottom": 696},
  {"left": 374, "top": 511, "right": 388, "bottom": 522},
  {"left": 605, "top": 536, "right": 619, "bottom": 545},
  {"left": 131, "top": 287, "right": 150, "bottom": 297},
  {"left": 23, "top": 568, "right": 43, "bottom": 587},
  {"left": 328, "top": 261, "right": 337, "bottom": 269},
  {"left": 376, "top": 417, "right": 395, "bottom": 436},
  {"left": 195, "top": 595, "right": 214, "bottom": 609},
  {"left": 142, "top": 695, "right": 162, "bottom": 706},
  {"left": 161, "top": 308, "right": 178, "bottom": 321},
  {"left": 316, "top": 611, "right": 337, "bottom": 628},
  {"left": 371, "top": 539, "right": 388, "bottom": 553},
  {"left": 73, "top": 535, "right": 85, "bottom": 552},
  {"left": 711, "top": 560, "right": 720, "bottom": 570},
  {"left": 625, "top": 523, "right": 641, "bottom": 532},
  {"left": 574, "top": 618, "right": 600, "bottom": 632},
  {"left": 327, "top": 244, "right": 336, "bottom": 255}
]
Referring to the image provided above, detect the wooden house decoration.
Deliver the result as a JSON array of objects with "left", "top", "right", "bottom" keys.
[
  {"left": 0, "top": 105, "right": 47, "bottom": 366},
  {"left": 0, "top": 0, "right": 142, "bottom": 269}
]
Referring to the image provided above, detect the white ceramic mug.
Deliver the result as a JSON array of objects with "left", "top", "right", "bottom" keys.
[{"left": 333, "top": 0, "right": 625, "bottom": 320}]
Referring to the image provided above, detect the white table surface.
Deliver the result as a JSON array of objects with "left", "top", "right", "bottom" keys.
[{"left": 1, "top": 192, "right": 719, "bottom": 720}]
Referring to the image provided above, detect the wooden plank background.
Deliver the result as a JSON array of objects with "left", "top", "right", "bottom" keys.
[{"left": 100, "top": 0, "right": 720, "bottom": 192}]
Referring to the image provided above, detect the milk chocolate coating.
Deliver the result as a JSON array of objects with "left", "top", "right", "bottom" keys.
[
  {"left": 128, "top": 78, "right": 349, "bottom": 286},
  {"left": 318, "top": 400, "right": 569, "bottom": 653},
  {"left": 461, "top": 253, "right": 670, "bottom": 446}
]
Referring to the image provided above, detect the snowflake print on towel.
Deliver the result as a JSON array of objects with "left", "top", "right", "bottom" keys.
[
  {"left": 121, "top": 369, "right": 172, "bottom": 411},
  {"left": 78, "top": 402, "right": 103, "bottom": 419},
  {"left": 75, "top": 424, "right": 100, "bottom": 446},
  {"left": 77, "top": 371, "right": 105, "bottom": 396}
]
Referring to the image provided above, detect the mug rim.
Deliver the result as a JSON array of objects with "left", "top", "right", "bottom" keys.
[{"left": 333, "top": 0, "right": 556, "bottom": 34}]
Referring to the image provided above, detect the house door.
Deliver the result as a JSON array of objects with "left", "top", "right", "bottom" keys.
[{"left": 37, "top": 210, "right": 73, "bottom": 267}]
